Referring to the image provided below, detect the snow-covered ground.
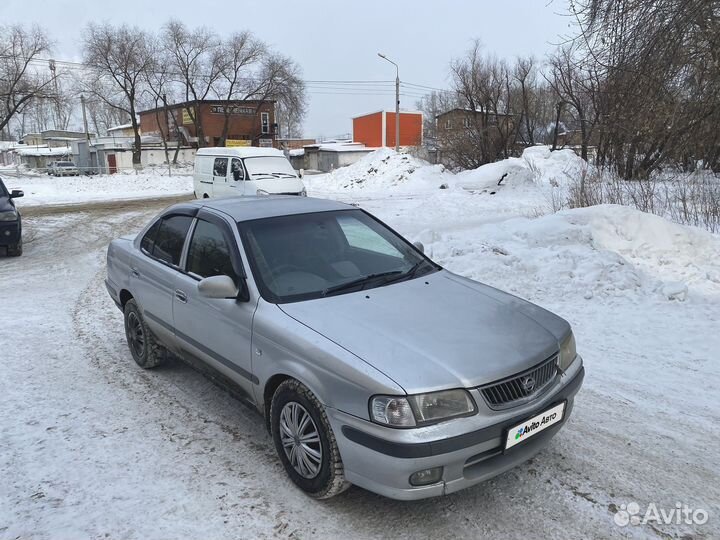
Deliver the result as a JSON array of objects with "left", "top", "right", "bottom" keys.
[
  {"left": 1, "top": 149, "right": 718, "bottom": 538},
  {"left": 4, "top": 172, "right": 193, "bottom": 207}
]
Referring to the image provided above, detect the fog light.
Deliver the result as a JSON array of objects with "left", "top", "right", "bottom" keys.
[
  {"left": 3, "top": 230, "right": 9, "bottom": 236},
  {"left": 409, "top": 466, "right": 443, "bottom": 486}
]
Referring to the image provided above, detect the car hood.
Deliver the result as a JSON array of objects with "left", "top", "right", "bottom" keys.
[{"left": 279, "top": 270, "right": 570, "bottom": 394}]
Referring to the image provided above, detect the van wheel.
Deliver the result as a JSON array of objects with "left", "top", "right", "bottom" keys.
[
  {"left": 270, "top": 379, "right": 350, "bottom": 499},
  {"left": 203, "top": 193, "right": 209, "bottom": 199}
]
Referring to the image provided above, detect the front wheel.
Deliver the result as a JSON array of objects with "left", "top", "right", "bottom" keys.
[{"left": 270, "top": 379, "right": 350, "bottom": 499}]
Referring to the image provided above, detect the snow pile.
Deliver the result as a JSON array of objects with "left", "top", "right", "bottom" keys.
[
  {"left": 11, "top": 173, "right": 194, "bottom": 207},
  {"left": 453, "top": 146, "right": 586, "bottom": 190},
  {"left": 307, "top": 148, "right": 452, "bottom": 192},
  {"left": 308, "top": 146, "right": 587, "bottom": 197},
  {"left": 415, "top": 204, "right": 720, "bottom": 302}
]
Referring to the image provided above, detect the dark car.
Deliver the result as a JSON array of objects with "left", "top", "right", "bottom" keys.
[{"left": 0, "top": 177, "right": 24, "bottom": 256}]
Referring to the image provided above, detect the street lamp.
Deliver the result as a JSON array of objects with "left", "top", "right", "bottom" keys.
[{"left": 378, "top": 52, "right": 400, "bottom": 152}]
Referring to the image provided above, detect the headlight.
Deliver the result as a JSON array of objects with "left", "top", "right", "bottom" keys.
[
  {"left": 558, "top": 332, "right": 577, "bottom": 372},
  {"left": 256, "top": 189, "right": 269, "bottom": 196},
  {"left": 0, "top": 210, "right": 18, "bottom": 221},
  {"left": 371, "top": 389, "right": 476, "bottom": 427}
]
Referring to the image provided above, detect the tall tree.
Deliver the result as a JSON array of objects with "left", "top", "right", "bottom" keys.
[
  {"left": 162, "top": 20, "right": 223, "bottom": 147},
  {"left": 0, "top": 25, "right": 55, "bottom": 134},
  {"left": 82, "top": 23, "right": 155, "bottom": 166}
]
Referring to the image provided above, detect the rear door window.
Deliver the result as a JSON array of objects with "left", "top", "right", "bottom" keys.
[{"left": 144, "top": 215, "right": 193, "bottom": 266}]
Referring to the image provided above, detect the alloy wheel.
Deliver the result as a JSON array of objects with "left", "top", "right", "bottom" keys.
[
  {"left": 127, "top": 311, "right": 145, "bottom": 358},
  {"left": 279, "top": 401, "right": 323, "bottom": 478}
]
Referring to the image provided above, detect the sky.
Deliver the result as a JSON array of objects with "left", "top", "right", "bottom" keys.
[{"left": 0, "top": 0, "right": 574, "bottom": 139}]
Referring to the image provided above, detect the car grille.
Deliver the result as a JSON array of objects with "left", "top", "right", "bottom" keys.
[{"left": 479, "top": 355, "right": 558, "bottom": 408}]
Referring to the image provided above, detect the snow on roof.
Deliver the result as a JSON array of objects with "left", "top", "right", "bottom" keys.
[
  {"left": 288, "top": 149, "right": 305, "bottom": 157},
  {"left": 0, "top": 141, "right": 21, "bottom": 151},
  {"left": 107, "top": 123, "right": 133, "bottom": 132},
  {"left": 14, "top": 146, "right": 72, "bottom": 157}
]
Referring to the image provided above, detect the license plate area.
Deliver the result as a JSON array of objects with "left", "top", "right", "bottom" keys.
[{"left": 504, "top": 401, "right": 566, "bottom": 450}]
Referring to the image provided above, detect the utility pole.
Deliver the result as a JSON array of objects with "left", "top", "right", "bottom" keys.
[
  {"left": 378, "top": 53, "right": 400, "bottom": 152},
  {"left": 80, "top": 94, "right": 92, "bottom": 173},
  {"left": 48, "top": 59, "right": 61, "bottom": 129}
]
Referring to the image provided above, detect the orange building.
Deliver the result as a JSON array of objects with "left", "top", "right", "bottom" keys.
[{"left": 352, "top": 110, "right": 423, "bottom": 148}]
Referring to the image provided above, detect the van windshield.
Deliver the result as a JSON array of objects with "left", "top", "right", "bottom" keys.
[{"left": 244, "top": 156, "right": 296, "bottom": 179}]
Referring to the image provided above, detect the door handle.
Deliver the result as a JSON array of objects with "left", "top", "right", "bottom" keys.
[
  {"left": 175, "top": 289, "right": 188, "bottom": 303},
  {"left": 130, "top": 267, "right": 140, "bottom": 278}
]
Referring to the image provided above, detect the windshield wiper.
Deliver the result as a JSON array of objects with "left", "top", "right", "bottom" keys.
[
  {"left": 270, "top": 172, "right": 297, "bottom": 177},
  {"left": 322, "top": 270, "right": 403, "bottom": 297},
  {"left": 383, "top": 260, "right": 431, "bottom": 285}
]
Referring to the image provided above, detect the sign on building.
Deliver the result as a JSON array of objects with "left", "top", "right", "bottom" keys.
[
  {"left": 226, "top": 139, "right": 252, "bottom": 147},
  {"left": 210, "top": 105, "right": 256, "bottom": 115},
  {"left": 182, "top": 108, "right": 195, "bottom": 125}
]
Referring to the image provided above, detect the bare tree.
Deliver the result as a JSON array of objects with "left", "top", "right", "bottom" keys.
[
  {"left": 214, "top": 31, "right": 265, "bottom": 145},
  {"left": 0, "top": 25, "right": 55, "bottom": 135},
  {"left": 256, "top": 53, "right": 307, "bottom": 140},
  {"left": 565, "top": 0, "right": 720, "bottom": 177},
  {"left": 546, "top": 44, "right": 602, "bottom": 162},
  {"left": 162, "top": 20, "right": 223, "bottom": 147},
  {"left": 82, "top": 23, "right": 155, "bottom": 166}
]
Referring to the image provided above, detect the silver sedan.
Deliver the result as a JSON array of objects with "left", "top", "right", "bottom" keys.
[{"left": 105, "top": 196, "right": 584, "bottom": 500}]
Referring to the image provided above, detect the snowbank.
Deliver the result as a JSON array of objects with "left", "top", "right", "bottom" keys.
[
  {"left": 306, "top": 148, "right": 453, "bottom": 192},
  {"left": 416, "top": 204, "right": 720, "bottom": 302},
  {"left": 10, "top": 173, "right": 194, "bottom": 207},
  {"left": 307, "top": 146, "right": 587, "bottom": 196}
]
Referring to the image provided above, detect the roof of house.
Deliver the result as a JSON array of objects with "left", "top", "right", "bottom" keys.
[
  {"left": 107, "top": 123, "right": 133, "bottom": 132},
  {"left": 352, "top": 110, "right": 423, "bottom": 120},
  {"left": 435, "top": 108, "right": 516, "bottom": 119},
  {"left": 138, "top": 99, "right": 275, "bottom": 116},
  {"left": 14, "top": 146, "right": 72, "bottom": 157}
]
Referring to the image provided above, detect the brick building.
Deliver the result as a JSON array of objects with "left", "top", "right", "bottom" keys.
[
  {"left": 352, "top": 110, "right": 423, "bottom": 148},
  {"left": 139, "top": 100, "right": 276, "bottom": 148}
]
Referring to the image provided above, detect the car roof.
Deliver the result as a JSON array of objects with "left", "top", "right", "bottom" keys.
[
  {"left": 175, "top": 196, "right": 355, "bottom": 222},
  {"left": 195, "top": 147, "right": 286, "bottom": 158}
]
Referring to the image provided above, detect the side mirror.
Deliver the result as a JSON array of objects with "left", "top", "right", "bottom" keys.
[
  {"left": 198, "top": 275, "right": 239, "bottom": 299},
  {"left": 10, "top": 189, "right": 24, "bottom": 199},
  {"left": 233, "top": 169, "right": 242, "bottom": 181},
  {"left": 299, "top": 168, "right": 304, "bottom": 179},
  {"left": 413, "top": 241, "right": 425, "bottom": 254}
]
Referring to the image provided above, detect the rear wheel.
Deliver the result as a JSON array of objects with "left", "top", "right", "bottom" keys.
[
  {"left": 123, "top": 299, "right": 166, "bottom": 368},
  {"left": 270, "top": 379, "right": 350, "bottom": 499}
]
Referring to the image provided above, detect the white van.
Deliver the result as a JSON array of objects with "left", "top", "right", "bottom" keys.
[{"left": 193, "top": 147, "right": 306, "bottom": 199}]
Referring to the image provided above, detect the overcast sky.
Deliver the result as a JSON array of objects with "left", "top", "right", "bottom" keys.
[{"left": 1, "top": 0, "right": 573, "bottom": 139}]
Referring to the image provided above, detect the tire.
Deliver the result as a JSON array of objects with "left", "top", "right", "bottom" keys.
[
  {"left": 270, "top": 379, "right": 350, "bottom": 499},
  {"left": 123, "top": 299, "right": 166, "bottom": 369},
  {"left": 7, "top": 242, "right": 22, "bottom": 257}
]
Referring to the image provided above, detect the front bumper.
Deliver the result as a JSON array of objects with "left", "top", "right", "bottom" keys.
[
  {"left": 327, "top": 360, "right": 585, "bottom": 500},
  {"left": 0, "top": 219, "right": 21, "bottom": 246}
]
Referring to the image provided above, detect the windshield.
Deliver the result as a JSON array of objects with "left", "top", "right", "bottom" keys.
[
  {"left": 243, "top": 156, "right": 296, "bottom": 179},
  {"left": 239, "top": 209, "right": 438, "bottom": 303},
  {"left": 58, "top": 162, "right": 76, "bottom": 167}
]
